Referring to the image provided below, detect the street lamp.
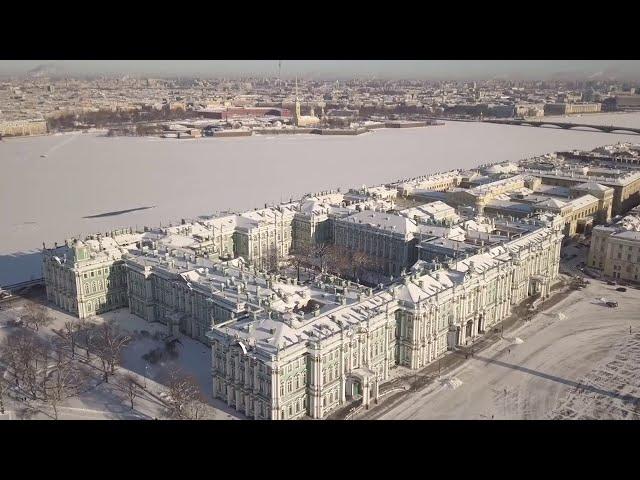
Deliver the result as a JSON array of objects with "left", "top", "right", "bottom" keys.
[
  {"left": 503, "top": 387, "right": 507, "bottom": 418},
  {"left": 144, "top": 364, "right": 150, "bottom": 389}
]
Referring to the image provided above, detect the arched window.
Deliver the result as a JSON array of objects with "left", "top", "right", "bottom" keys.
[
  {"left": 85, "top": 284, "right": 89, "bottom": 294},
  {"left": 87, "top": 301, "right": 93, "bottom": 311}
]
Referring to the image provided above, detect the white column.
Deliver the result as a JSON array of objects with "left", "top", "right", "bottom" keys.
[{"left": 271, "top": 362, "right": 281, "bottom": 420}]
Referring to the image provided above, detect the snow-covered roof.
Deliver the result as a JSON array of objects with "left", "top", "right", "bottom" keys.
[{"left": 341, "top": 210, "right": 419, "bottom": 238}]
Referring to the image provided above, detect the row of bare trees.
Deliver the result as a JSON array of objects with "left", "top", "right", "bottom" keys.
[
  {"left": 1, "top": 299, "right": 214, "bottom": 419},
  {"left": 57, "top": 319, "right": 132, "bottom": 383},
  {"left": 285, "top": 242, "right": 383, "bottom": 283},
  {"left": 0, "top": 330, "right": 89, "bottom": 419},
  {"left": 0, "top": 314, "right": 132, "bottom": 418},
  {"left": 0, "top": 366, "right": 7, "bottom": 415}
]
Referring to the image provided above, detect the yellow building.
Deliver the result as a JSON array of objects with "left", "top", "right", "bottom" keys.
[{"left": 588, "top": 206, "right": 640, "bottom": 282}]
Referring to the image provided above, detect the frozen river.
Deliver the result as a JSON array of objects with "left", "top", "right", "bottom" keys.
[{"left": 1, "top": 117, "right": 640, "bottom": 285}]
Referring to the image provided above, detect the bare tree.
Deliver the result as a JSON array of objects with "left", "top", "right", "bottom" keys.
[
  {"left": 289, "top": 243, "right": 313, "bottom": 282},
  {"left": 46, "top": 387, "right": 61, "bottom": 420},
  {"left": 77, "top": 319, "right": 97, "bottom": 360},
  {"left": 183, "top": 394, "right": 208, "bottom": 420},
  {"left": 92, "top": 321, "right": 131, "bottom": 383},
  {"left": 117, "top": 374, "right": 140, "bottom": 410},
  {"left": 9, "top": 330, "right": 47, "bottom": 400},
  {"left": 0, "top": 332, "right": 25, "bottom": 388},
  {"left": 265, "top": 248, "right": 282, "bottom": 274},
  {"left": 22, "top": 303, "right": 54, "bottom": 332},
  {"left": 62, "top": 319, "right": 78, "bottom": 359},
  {"left": 42, "top": 339, "right": 90, "bottom": 419},
  {"left": 325, "top": 245, "right": 351, "bottom": 277},
  {"left": 0, "top": 331, "right": 88, "bottom": 419},
  {"left": 35, "top": 340, "right": 53, "bottom": 401},
  {"left": 0, "top": 367, "right": 7, "bottom": 415},
  {"left": 166, "top": 370, "right": 205, "bottom": 420},
  {"left": 351, "top": 250, "right": 370, "bottom": 280},
  {"left": 313, "top": 242, "right": 331, "bottom": 272},
  {"left": 351, "top": 250, "right": 384, "bottom": 282}
]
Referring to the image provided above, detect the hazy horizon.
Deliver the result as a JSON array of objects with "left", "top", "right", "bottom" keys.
[{"left": 1, "top": 60, "right": 640, "bottom": 81}]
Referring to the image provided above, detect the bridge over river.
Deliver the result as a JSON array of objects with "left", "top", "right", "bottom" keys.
[{"left": 481, "top": 118, "right": 640, "bottom": 135}]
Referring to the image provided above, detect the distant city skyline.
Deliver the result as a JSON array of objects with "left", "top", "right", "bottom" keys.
[{"left": 1, "top": 60, "right": 640, "bottom": 81}]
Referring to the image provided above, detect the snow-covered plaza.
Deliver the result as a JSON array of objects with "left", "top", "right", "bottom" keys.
[{"left": 361, "top": 278, "right": 640, "bottom": 420}]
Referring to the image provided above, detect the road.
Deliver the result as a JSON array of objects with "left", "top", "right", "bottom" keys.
[{"left": 365, "top": 278, "right": 640, "bottom": 420}]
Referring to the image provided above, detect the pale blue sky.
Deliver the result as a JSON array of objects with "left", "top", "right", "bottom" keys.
[{"left": 1, "top": 60, "right": 639, "bottom": 80}]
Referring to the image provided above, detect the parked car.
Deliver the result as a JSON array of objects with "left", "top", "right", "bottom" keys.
[
  {"left": 606, "top": 301, "right": 618, "bottom": 308},
  {"left": 616, "top": 287, "right": 627, "bottom": 292},
  {"left": 607, "top": 280, "right": 616, "bottom": 286}
]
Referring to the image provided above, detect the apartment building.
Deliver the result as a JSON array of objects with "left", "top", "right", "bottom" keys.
[{"left": 588, "top": 206, "right": 640, "bottom": 282}]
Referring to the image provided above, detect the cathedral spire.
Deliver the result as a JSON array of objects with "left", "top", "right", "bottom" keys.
[{"left": 294, "top": 76, "right": 301, "bottom": 125}]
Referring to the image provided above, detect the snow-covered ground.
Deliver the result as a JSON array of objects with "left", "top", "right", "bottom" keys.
[
  {"left": 3, "top": 122, "right": 639, "bottom": 285},
  {"left": 367, "top": 279, "right": 640, "bottom": 420},
  {"left": 0, "top": 300, "right": 240, "bottom": 420}
]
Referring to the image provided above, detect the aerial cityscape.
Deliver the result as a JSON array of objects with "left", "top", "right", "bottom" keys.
[{"left": 1, "top": 60, "right": 640, "bottom": 421}]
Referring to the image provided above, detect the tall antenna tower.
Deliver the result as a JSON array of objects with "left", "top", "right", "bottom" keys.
[{"left": 278, "top": 60, "right": 282, "bottom": 83}]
